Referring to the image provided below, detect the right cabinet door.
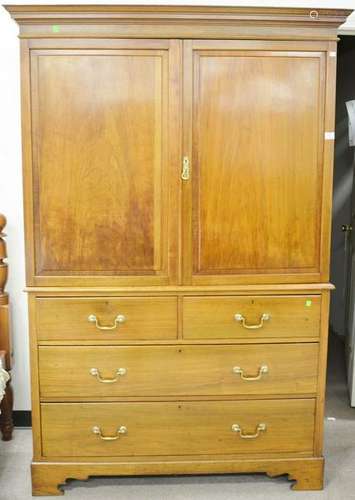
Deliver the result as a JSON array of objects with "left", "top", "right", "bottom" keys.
[{"left": 182, "top": 41, "right": 329, "bottom": 285}]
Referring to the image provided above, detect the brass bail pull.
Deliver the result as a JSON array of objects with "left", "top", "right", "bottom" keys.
[
  {"left": 90, "top": 367, "right": 127, "bottom": 383},
  {"left": 232, "top": 423, "right": 267, "bottom": 439},
  {"left": 88, "top": 314, "right": 126, "bottom": 331},
  {"left": 233, "top": 365, "right": 268, "bottom": 381},
  {"left": 234, "top": 313, "right": 270, "bottom": 330},
  {"left": 92, "top": 426, "right": 127, "bottom": 441}
]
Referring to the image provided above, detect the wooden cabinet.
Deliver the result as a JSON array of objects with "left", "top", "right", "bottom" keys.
[{"left": 6, "top": 4, "right": 352, "bottom": 496}]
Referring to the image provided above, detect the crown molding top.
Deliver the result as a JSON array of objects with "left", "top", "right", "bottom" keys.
[
  {"left": 4, "top": 5, "right": 352, "bottom": 24},
  {"left": 3, "top": 5, "right": 353, "bottom": 40}
]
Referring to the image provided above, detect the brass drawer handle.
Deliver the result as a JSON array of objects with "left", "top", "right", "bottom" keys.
[
  {"left": 90, "top": 367, "right": 127, "bottom": 383},
  {"left": 92, "top": 425, "right": 127, "bottom": 441},
  {"left": 232, "top": 423, "right": 267, "bottom": 439},
  {"left": 233, "top": 365, "right": 268, "bottom": 381},
  {"left": 234, "top": 313, "right": 270, "bottom": 329},
  {"left": 88, "top": 314, "right": 126, "bottom": 330}
]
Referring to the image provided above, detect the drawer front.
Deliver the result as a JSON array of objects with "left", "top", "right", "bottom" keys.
[
  {"left": 39, "top": 344, "right": 319, "bottom": 398},
  {"left": 41, "top": 399, "right": 315, "bottom": 457},
  {"left": 183, "top": 295, "right": 321, "bottom": 340},
  {"left": 36, "top": 297, "right": 177, "bottom": 340}
]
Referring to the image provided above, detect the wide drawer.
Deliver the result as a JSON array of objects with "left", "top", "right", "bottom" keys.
[
  {"left": 36, "top": 297, "right": 177, "bottom": 341},
  {"left": 41, "top": 399, "right": 316, "bottom": 457},
  {"left": 38, "top": 344, "right": 319, "bottom": 398},
  {"left": 183, "top": 295, "right": 321, "bottom": 340}
]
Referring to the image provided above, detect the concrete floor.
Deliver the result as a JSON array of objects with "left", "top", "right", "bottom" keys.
[{"left": 1, "top": 333, "right": 355, "bottom": 500}]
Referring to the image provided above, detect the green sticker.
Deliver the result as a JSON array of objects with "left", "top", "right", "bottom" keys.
[
  {"left": 305, "top": 299, "right": 312, "bottom": 307},
  {"left": 52, "top": 25, "right": 60, "bottom": 33}
]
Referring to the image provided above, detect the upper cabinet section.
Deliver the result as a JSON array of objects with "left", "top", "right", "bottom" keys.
[
  {"left": 24, "top": 40, "right": 181, "bottom": 286},
  {"left": 6, "top": 6, "right": 351, "bottom": 287}
]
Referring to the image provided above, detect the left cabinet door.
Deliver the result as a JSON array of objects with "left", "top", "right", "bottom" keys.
[{"left": 24, "top": 41, "right": 181, "bottom": 286}]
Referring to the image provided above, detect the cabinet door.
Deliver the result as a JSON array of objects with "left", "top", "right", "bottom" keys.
[
  {"left": 27, "top": 41, "right": 180, "bottom": 286},
  {"left": 182, "top": 40, "right": 329, "bottom": 285}
]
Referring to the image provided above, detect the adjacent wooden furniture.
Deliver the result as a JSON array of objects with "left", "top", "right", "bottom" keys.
[
  {"left": 5, "top": 5, "right": 352, "bottom": 495},
  {"left": 0, "top": 214, "right": 13, "bottom": 441}
]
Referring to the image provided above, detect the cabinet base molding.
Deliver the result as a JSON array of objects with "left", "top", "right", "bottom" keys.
[{"left": 31, "top": 457, "right": 324, "bottom": 496}]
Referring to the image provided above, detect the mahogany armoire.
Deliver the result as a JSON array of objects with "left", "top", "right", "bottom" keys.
[{"left": 6, "top": 4, "right": 352, "bottom": 495}]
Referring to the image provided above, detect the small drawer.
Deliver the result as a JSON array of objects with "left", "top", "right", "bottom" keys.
[
  {"left": 183, "top": 295, "right": 321, "bottom": 340},
  {"left": 36, "top": 297, "right": 177, "bottom": 341},
  {"left": 38, "top": 343, "right": 319, "bottom": 399},
  {"left": 41, "top": 399, "right": 316, "bottom": 457}
]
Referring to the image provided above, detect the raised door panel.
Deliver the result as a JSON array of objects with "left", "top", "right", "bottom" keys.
[
  {"left": 183, "top": 41, "right": 328, "bottom": 285},
  {"left": 27, "top": 41, "right": 180, "bottom": 286}
]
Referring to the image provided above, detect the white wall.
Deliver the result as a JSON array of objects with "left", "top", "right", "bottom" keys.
[
  {"left": 0, "top": 0, "right": 355, "bottom": 411},
  {"left": 0, "top": 5, "right": 28, "bottom": 411}
]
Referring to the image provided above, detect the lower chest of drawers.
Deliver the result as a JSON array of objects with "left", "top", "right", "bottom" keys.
[{"left": 34, "top": 293, "right": 322, "bottom": 460}]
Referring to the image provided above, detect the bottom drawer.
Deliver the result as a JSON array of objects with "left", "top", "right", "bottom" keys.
[{"left": 41, "top": 399, "right": 315, "bottom": 457}]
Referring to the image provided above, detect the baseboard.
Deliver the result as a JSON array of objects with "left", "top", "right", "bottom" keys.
[{"left": 13, "top": 411, "right": 31, "bottom": 427}]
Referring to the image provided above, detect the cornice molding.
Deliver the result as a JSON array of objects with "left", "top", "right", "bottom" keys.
[
  {"left": 4, "top": 5, "right": 352, "bottom": 25},
  {"left": 3, "top": 5, "right": 353, "bottom": 40}
]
